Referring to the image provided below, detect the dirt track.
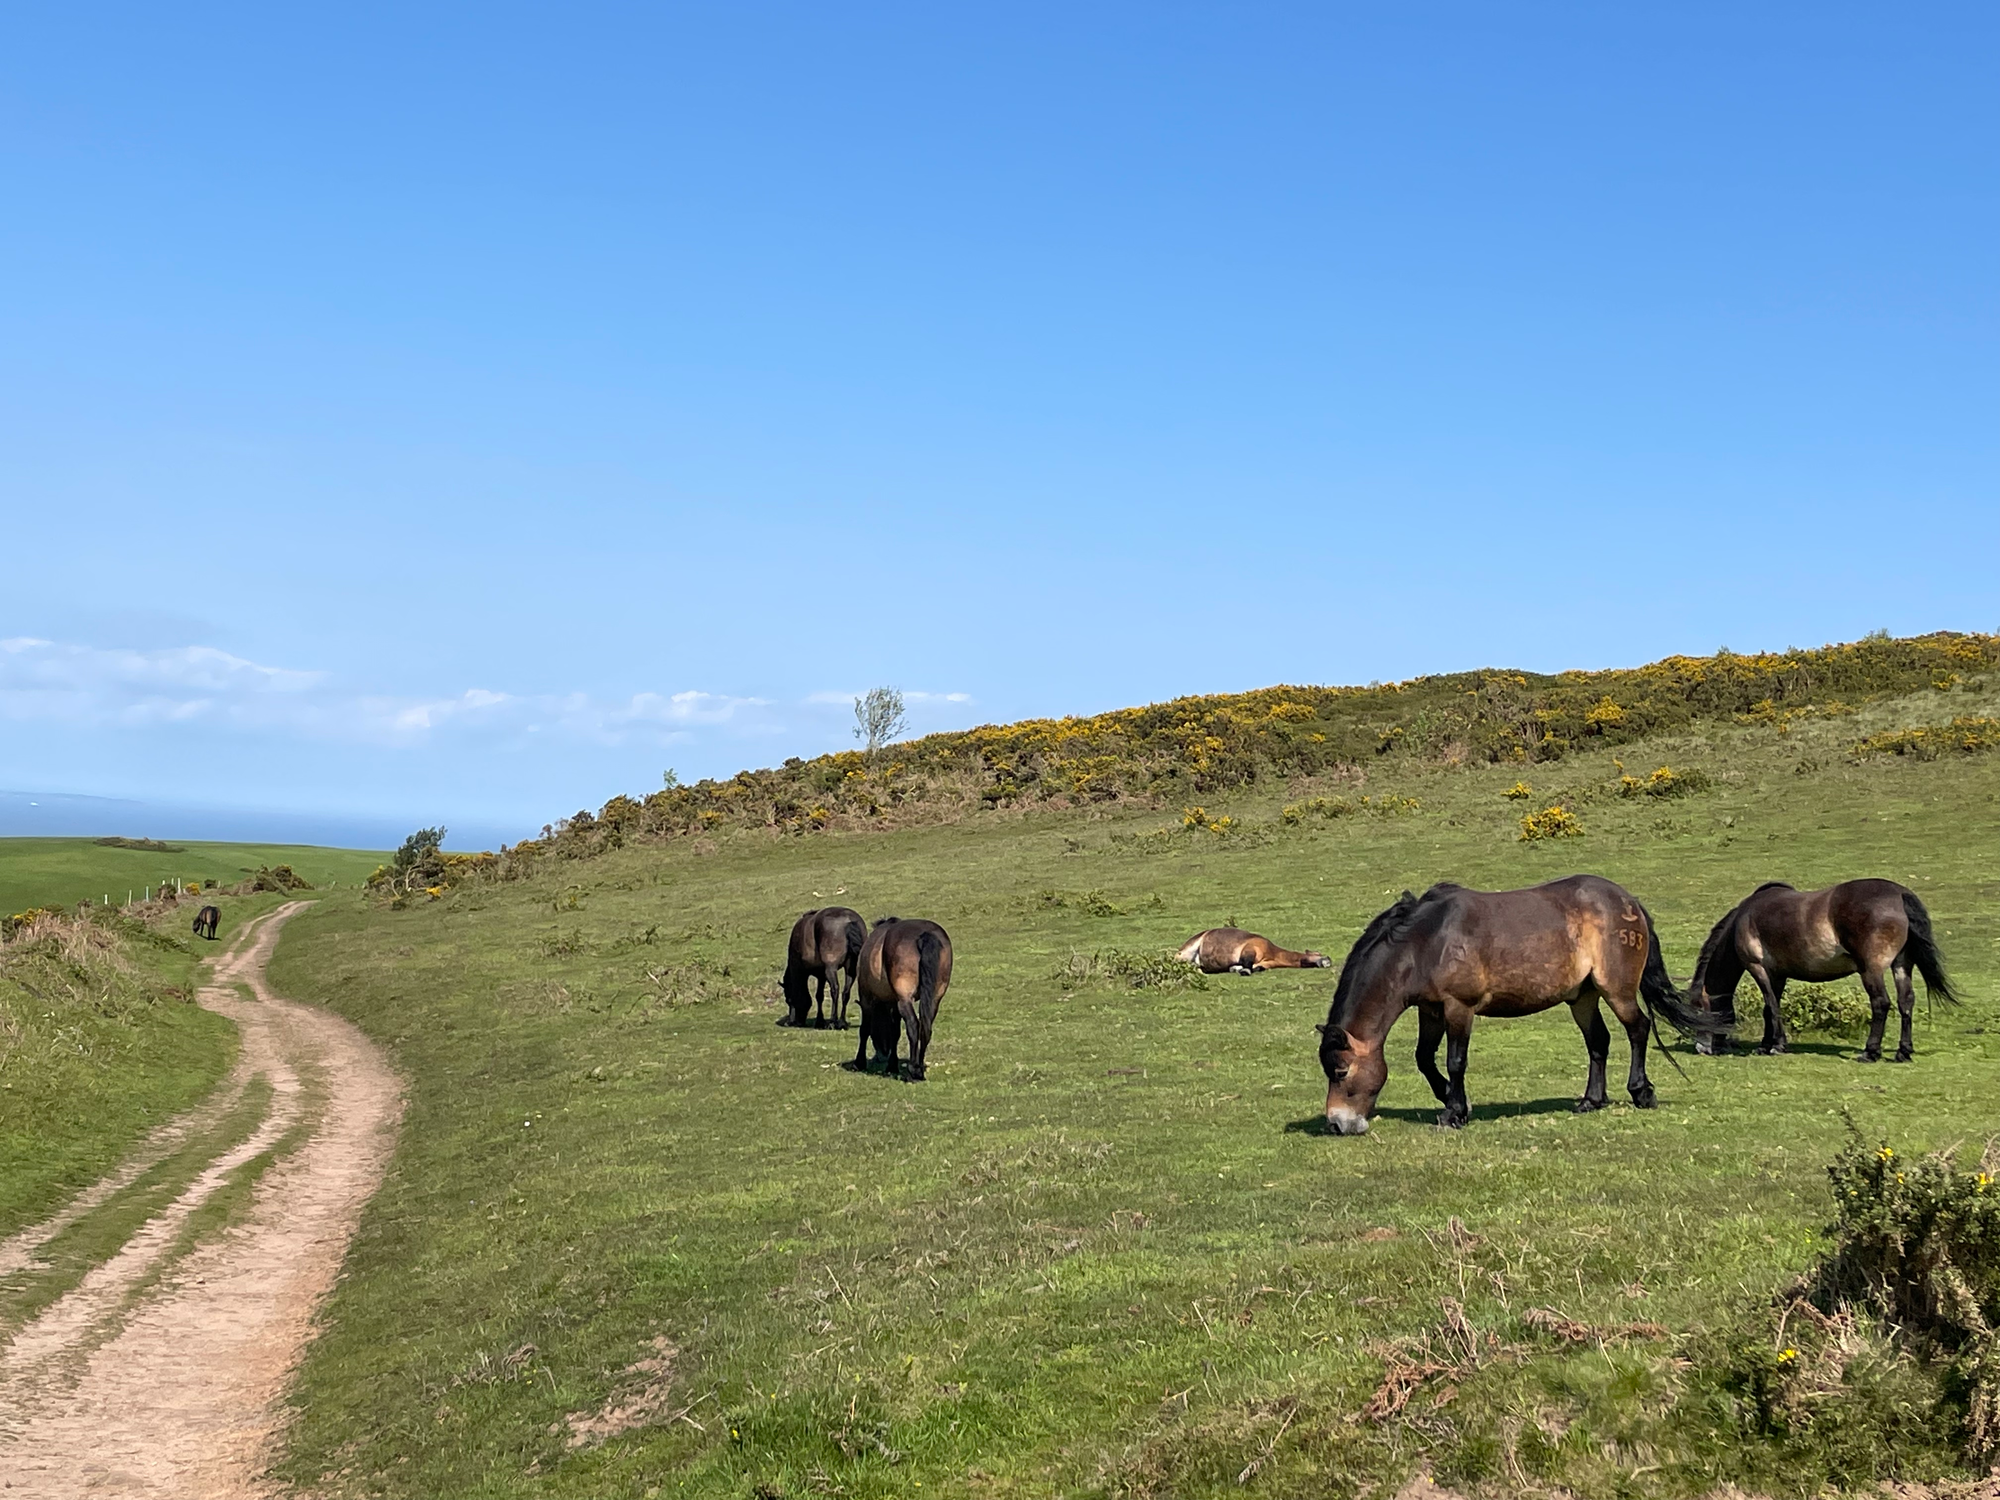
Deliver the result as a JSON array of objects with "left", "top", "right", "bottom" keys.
[{"left": 0, "top": 902, "right": 402, "bottom": 1498}]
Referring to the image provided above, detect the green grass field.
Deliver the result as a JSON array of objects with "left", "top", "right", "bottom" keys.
[
  {"left": 0, "top": 836, "right": 387, "bottom": 920},
  {"left": 250, "top": 680, "right": 1999, "bottom": 1498}
]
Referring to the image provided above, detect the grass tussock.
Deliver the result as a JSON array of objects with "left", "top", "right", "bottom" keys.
[{"left": 1050, "top": 948, "right": 1208, "bottom": 991}]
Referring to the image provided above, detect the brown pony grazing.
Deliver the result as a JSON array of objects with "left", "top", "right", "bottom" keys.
[
  {"left": 1177, "top": 928, "right": 1331, "bottom": 974},
  {"left": 192, "top": 905, "right": 220, "bottom": 940},
  {"left": 1689, "top": 879, "right": 1956, "bottom": 1062},
  {"left": 852, "top": 917, "right": 953, "bottom": 1081},
  {"left": 781, "top": 907, "right": 868, "bottom": 1028},
  {"left": 1317, "top": 876, "right": 1727, "bottom": 1134}
]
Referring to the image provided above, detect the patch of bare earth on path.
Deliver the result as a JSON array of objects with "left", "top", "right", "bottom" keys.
[{"left": 0, "top": 901, "right": 403, "bottom": 1498}]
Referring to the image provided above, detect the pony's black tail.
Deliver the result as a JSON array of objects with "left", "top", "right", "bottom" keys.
[
  {"left": 1900, "top": 890, "right": 1959, "bottom": 1006},
  {"left": 1638, "top": 903, "right": 1734, "bottom": 1037},
  {"left": 843, "top": 913, "right": 867, "bottom": 970},
  {"left": 914, "top": 930, "right": 944, "bottom": 1045}
]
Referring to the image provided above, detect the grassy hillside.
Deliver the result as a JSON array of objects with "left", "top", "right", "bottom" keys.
[
  {"left": 264, "top": 665, "right": 2000, "bottom": 1498},
  {"left": 505, "top": 631, "right": 1996, "bottom": 857},
  {"left": 0, "top": 837, "right": 387, "bottom": 920}
]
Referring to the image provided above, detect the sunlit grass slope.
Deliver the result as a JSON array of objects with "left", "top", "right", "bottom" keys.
[
  {"left": 267, "top": 679, "right": 1999, "bottom": 1498},
  {"left": 0, "top": 909, "right": 229, "bottom": 1237},
  {"left": 0, "top": 837, "right": 387, "bottom": 919}
]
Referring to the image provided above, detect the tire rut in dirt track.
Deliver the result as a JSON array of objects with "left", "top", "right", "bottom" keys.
[{"left": 0, "top": 900, "right": 403, "bottom": 1498}]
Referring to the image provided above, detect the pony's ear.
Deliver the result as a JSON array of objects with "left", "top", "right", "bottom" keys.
[
  {"left": 1314, "top": 1023, "right": 1326, "bottom": 1034},
  {"left": 1319, "top": 1024, "right": 1349, "bottom": 1050}
]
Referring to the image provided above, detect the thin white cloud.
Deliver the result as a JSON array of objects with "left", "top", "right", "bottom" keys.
[{"left": 0, "top": 638, "right": 765, "bottom": 750}]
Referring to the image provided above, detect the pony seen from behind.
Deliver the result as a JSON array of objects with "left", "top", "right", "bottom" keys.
[
  {"left": 781, "top": 907, "right": 868, "bottom": 1028},
  {"left": 852, "top": 917, "right": 953, "bottom": 1081}
]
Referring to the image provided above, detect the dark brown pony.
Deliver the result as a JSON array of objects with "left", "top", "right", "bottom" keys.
[
  {"left": 1689, "top": 879, "right": 1956, "bottom": 1062},
  {"left": 1177, "top": 928, "right": 1331, "bottom": 974},
  {"left": 1317, "top": 876, "right": 1727, "bottom": 1133},
  {"left": 780, "top": 907, "right": 868, "bottom": 1028},
  {"left": 192, "top": 905, "right": 221, "bottom": 940},
  {"left": 852, "top": 917, "right": 953, "bottom": 1081}
]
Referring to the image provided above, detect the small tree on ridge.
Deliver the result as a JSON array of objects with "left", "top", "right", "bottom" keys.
[{"left": 854, "top": 687, "right": 908, "bottom": 763}]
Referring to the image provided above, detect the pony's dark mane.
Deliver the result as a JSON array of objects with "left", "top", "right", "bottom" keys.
[
  {"left": 1689, "top": 898, "right": 1759, "bottom": 1002},
  {"left": 1323, "top": 883, "right": 1461, "bottom": 1029},
  {"left": 1749, "top": 881, "right": 1795, "bottom": 896}
]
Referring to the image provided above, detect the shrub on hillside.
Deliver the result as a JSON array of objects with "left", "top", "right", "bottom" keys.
[
  {"left": 235, "top": 864, "right": 313, "bottom": 895},
  {"left": 1519, "top": 805, "right": 1583, "bottom": 841},
  {"left": 1851, "top": 716, "right": 2000, "bottom": 761},
  {"left": 1617, "top": 765, "right": 1712, "bottom": 799},
  {"left": 1714, "top": 1132, "right": 2000, "bottom": 1467}
]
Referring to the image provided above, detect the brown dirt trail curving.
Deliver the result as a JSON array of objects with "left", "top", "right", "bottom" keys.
[{"left": 0, "top": 901, "right": 402, "bottom": 1498}]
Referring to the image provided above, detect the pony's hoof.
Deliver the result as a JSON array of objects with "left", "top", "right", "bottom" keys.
[
  {"left": 1573, "top": 1096, "right": 1608, "bottom": 1114},
  {"left": 1757, "top": 1042, "right": 1787, "bottom": 1055},
  {"left": 1437, "top": 1108, "right": 1469, "bottom": 1130},
  {"left": 903, "top": 1068, "right": 927, "bottom": 1083},
  {"left": 1855, "top": 1051, "right": 1881, "bottom": 1064},
  {"left": 1630, "top": 1085, "right": 1657, "bottom": 1110},
  {"left": 1893, "top": 1050, "right": 1913, "bottom": 1063}
]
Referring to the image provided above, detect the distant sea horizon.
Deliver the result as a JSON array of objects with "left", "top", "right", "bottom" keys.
[{"left": 0, "top": 788, "right": 526, "bottom": 853}]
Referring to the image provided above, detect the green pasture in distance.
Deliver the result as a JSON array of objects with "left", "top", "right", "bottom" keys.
[
  {"left": 262, "top": 680, "right": 2000, "bottom": 1499},
  {"left": 0, "top": 838, "right": 387, "bottom": 917}
]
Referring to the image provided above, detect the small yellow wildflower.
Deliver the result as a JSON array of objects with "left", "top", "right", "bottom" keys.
[
  {"left": 1777, "top": 1348, "right": 1798, "bottom": 1364},
  {"left": 1878, "top": 1146, "right": 1895, "bottom": 1162}
]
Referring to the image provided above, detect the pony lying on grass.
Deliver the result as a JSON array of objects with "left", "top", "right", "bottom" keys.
[
  {"left": 1317, "top": 875, "right": 1729, "bottom": 1134},
  {"left": 1177, "top": 928, "right": 1330, "bottom": 974},
  {"left": 1689, "top": 878, "right": 1956, "bottom": 1062}
]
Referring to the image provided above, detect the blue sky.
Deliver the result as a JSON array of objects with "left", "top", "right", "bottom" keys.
[{"left": 2, "top": 3, "right": 1995, "bottom": 848}]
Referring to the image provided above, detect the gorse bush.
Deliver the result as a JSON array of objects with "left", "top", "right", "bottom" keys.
[
  {"left": 1781, "top": 982, "right": 1872, "bottom": 1036},
  {"left": 1851, "top": 716, "right": 2000, "bottom": 761},
  {"left": 1718, "top": 1131, "right": 2000, "bottom": 1467},
  {"left": 1616, "top": 764, "right": 1712, "bottom": 799},
  {"left": 1519, "top": 805, "right": 1583, "bottom": 841}
]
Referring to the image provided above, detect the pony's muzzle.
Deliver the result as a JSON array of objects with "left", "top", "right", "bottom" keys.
[{"left": 1323, "top": 1108, "right": 1371, "bottom": 1135}]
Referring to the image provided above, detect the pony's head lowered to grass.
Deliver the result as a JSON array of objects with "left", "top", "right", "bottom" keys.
[{"left": 1316, "top": 890, "right": 1427, "bottom": 1134}]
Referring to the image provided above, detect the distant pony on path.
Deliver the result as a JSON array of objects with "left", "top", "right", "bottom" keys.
[
  {"left": 192, "top": 905, "right": 221, "bottom": 940},
  {"left": 852, "top": 917, "right": 953, "bottom": 1081},
  {"left": 1177, "top": 928, "right": 1331, "bottom": 974},
  {"left": 1689, "top": 878, "right": 1956, "bottom": 1062},
  {"left": 780, "top": 907, "right": 867, "bottom": 1028}
]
